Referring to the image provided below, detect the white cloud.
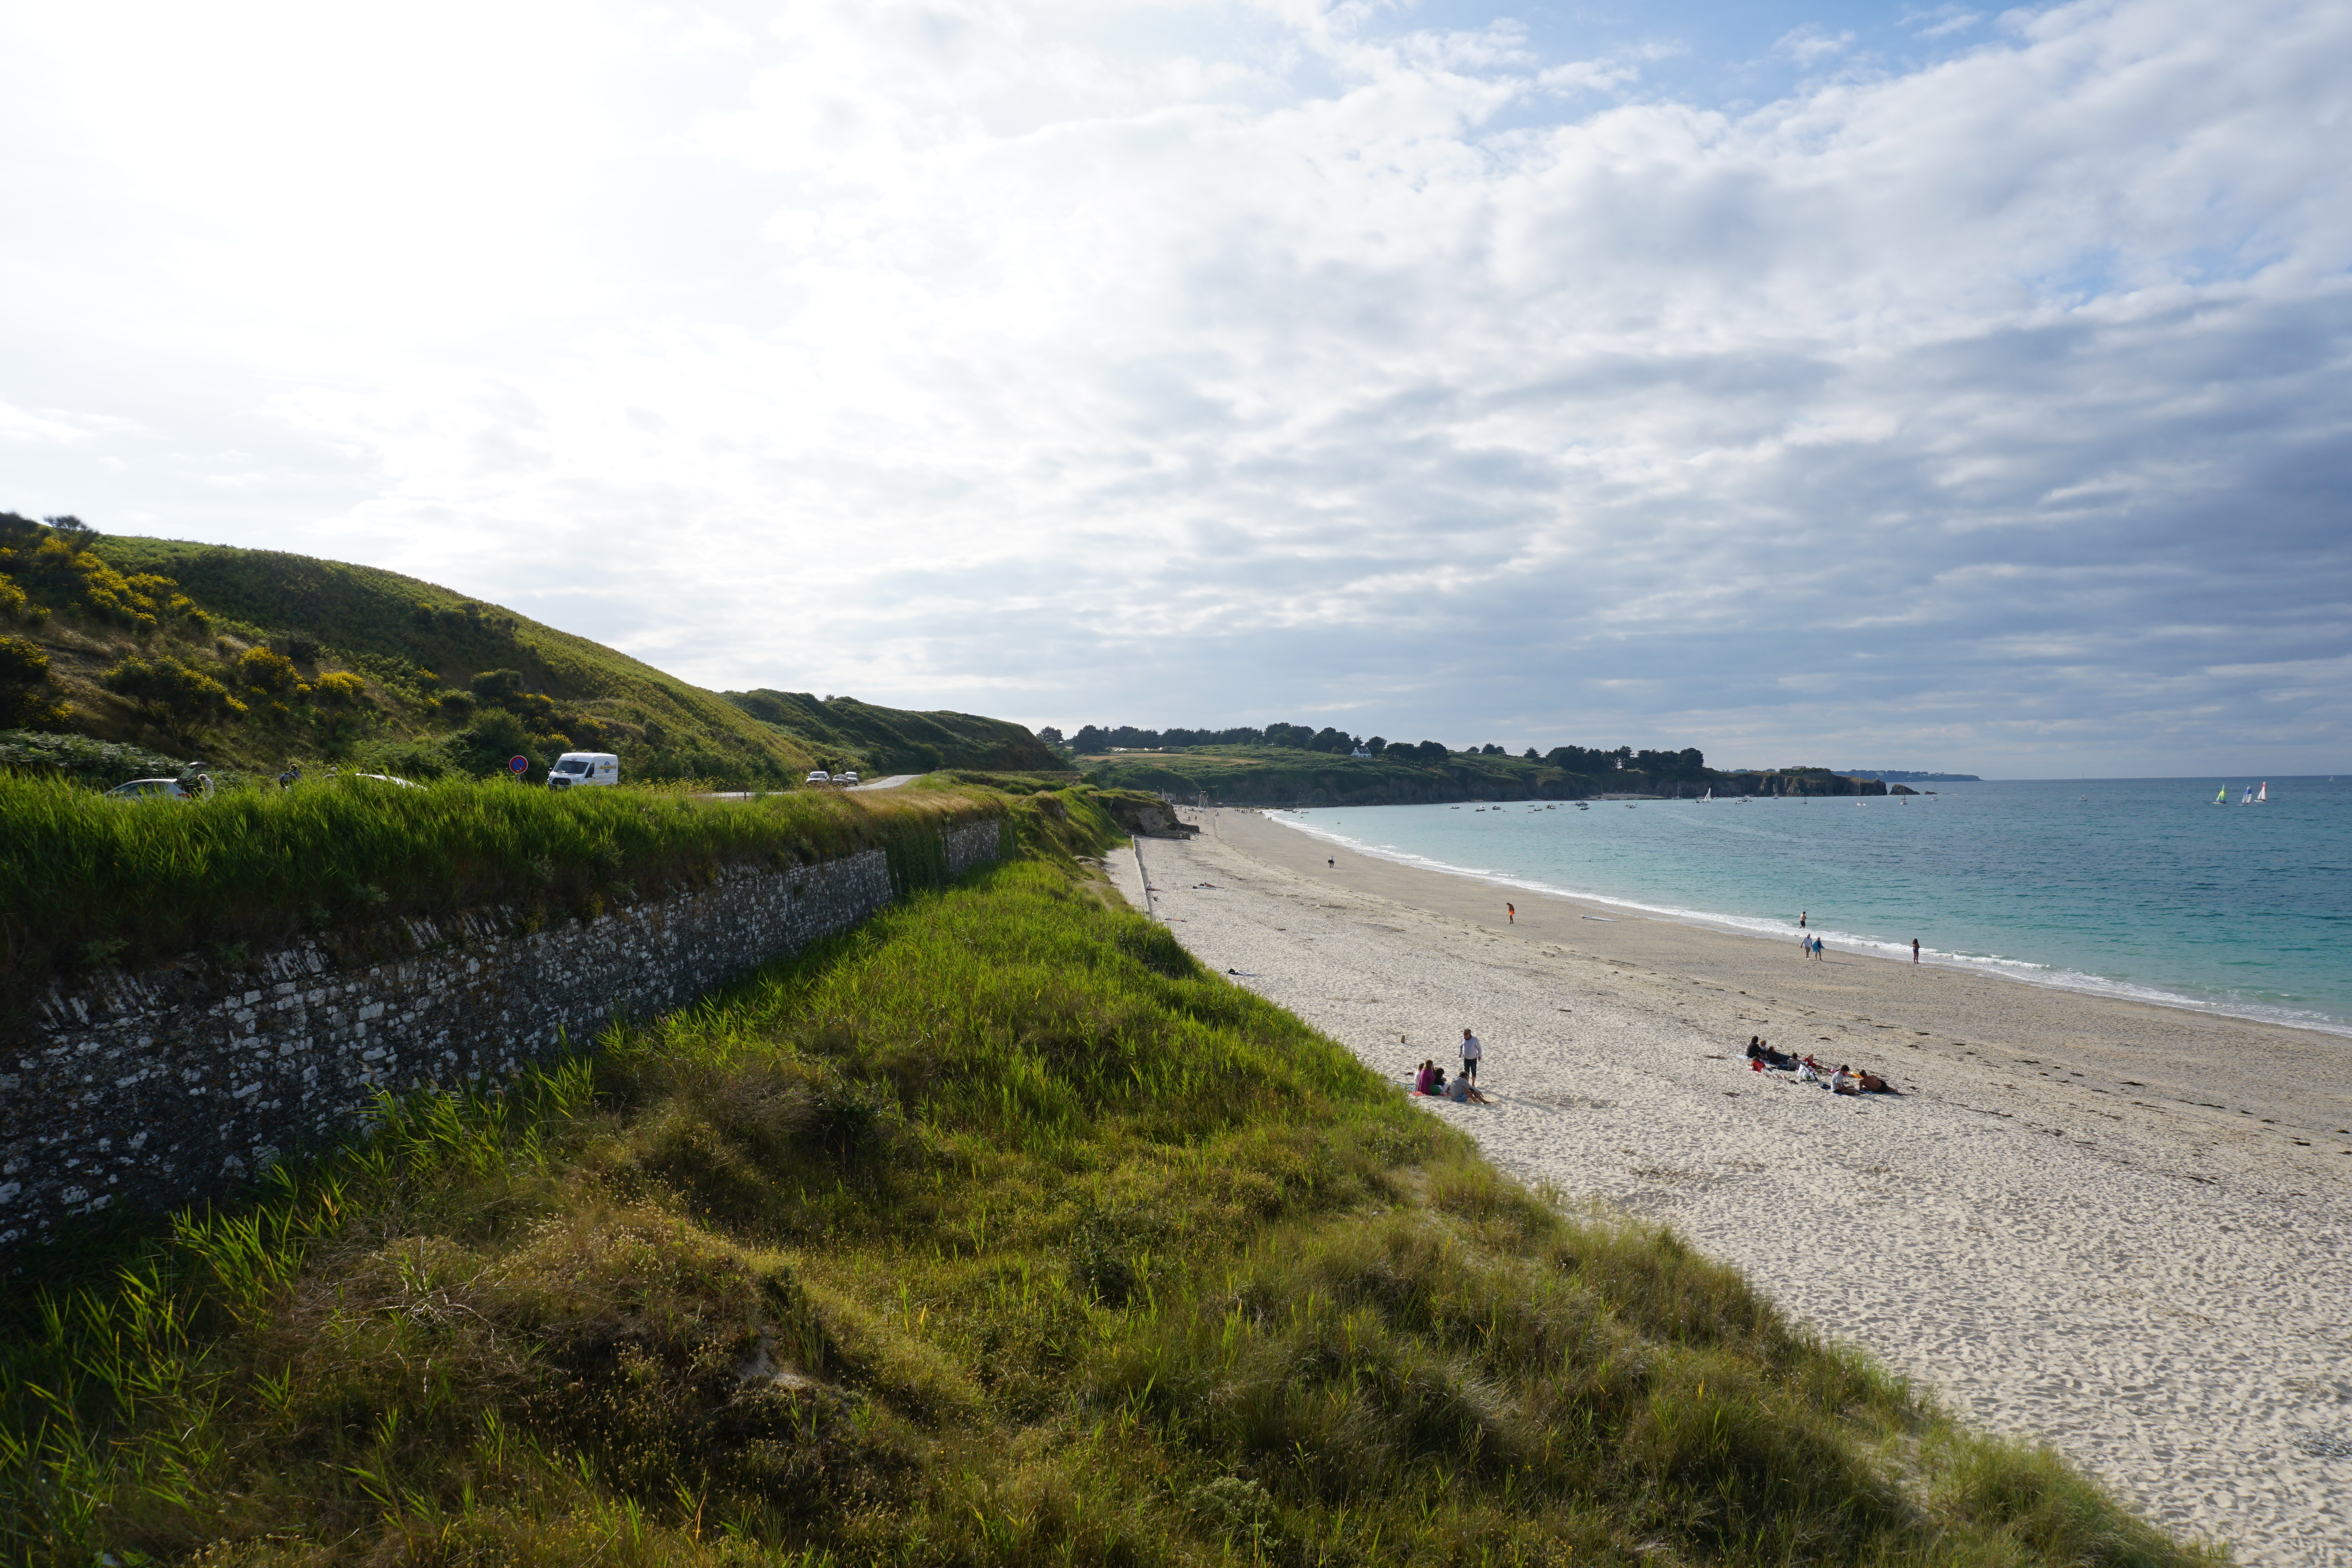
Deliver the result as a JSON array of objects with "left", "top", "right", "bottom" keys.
[
  {"left": 0, "top": 0, "right": 2347, "bottom": 774},
  {"left": 1773, "top": 24, "right": 1856, "bottom": 65}
]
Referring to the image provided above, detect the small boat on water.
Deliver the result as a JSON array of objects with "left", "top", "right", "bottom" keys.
[
  {"left": 1576, "top": 802, "right": 1589, "bottom": 810},
  {"left": 2256, "top": 781, "right": 2269, "bottom": 803},
  {"left": 2215, "top": 787, "right": 2229, "bottom": 805},
  {"left": 1698, "top": 788, "right": 1713, "bottom": 804}
]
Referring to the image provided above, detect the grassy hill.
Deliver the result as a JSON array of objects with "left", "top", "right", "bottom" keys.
[
  {"left": 723, "top": 688, "right": 1066, "bottom": 775},
  {"left": 0, "top": 516, "right": 1057, "bottom": 790},
  {"left": 1, "top": 800, "right": 2203, "bottom": 1568}
]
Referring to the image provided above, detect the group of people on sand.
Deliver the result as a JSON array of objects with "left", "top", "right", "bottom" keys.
[
  {"left": 1744, "top": 1037, "right": 1896, "bottom": 1095},
  {"left": 1411, "top": 1028, "right": 1493, "bottom": 1104}
]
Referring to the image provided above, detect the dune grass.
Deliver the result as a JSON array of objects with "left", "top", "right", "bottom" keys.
[
  {"left": 0, "top": 773, "right": 1004, "bottom": 997},
  {"left": 0, "top": 818, "right": 2213, "bottom": 1567}
]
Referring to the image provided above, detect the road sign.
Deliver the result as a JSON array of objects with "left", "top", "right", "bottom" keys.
[{"left": 509, "top": 755, "right": 529, "bottom": 775}]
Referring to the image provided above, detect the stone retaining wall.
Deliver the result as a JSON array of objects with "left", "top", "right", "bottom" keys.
[{"left": 0, "top": 815, "right": 1007, "bottom": 1248}]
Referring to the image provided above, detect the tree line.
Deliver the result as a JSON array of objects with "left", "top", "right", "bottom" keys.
[{"left": 1045, "top": 723, "right": 1710, "bottom": 780}]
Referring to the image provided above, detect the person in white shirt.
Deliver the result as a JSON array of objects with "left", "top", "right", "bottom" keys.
[{"left": 1459, "top": 1028, "right": 1482, "bottom": 1085}]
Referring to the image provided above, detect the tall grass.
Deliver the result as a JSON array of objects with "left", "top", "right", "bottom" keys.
[
  {"left": 0, "top": 773, "right": 1004, "bottom": 995},
  {"left": 0, "top": 835, "right": 2217, "bottom": 1568}
]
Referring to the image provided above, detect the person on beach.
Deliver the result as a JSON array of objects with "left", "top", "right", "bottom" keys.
[
  {"left": 1832, "top": 1065, "right": 1860, "bottom": 1095},
  {"left": 1913, "top": 938, "right": 1921, "bottom": 964},
  {"left": 1859, "top": 1069, "right": 1896, "bottom": 1094},
  {"left": 1506, "top": 902, "right": 1515, "bottom": 924},
  {"left": 1459, "top": 1028, "right": 1482, "bottom": 1085},
  {"left": 1414, "top": 1060, "right": 1435, "bottom": 1094},
  {"left": 1800, "top": 911, "right": 1808, "bottom": 928}
]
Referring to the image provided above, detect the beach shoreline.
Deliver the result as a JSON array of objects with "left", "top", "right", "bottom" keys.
[
  {"left": 1111, "top": 808, "right": 2352, "bottom": 1566},
  {"left": 1264, "top": 801, "right": 2352, "bottom": 1042}
]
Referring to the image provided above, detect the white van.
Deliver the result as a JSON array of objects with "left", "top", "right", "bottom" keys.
[{"left": 546, "top": 751, "right": 619, "bottom": 790}]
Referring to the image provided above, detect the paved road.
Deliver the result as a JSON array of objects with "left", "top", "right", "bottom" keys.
[{"left": 846, "top": 774, "right": 920, "bottom": 791}]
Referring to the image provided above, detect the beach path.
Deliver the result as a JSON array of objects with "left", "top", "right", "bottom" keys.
[{"left": 1115, "top": 809, "right": 2352, "bottom": 1567}]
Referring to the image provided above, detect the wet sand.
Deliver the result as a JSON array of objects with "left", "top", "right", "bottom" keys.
[{"left": 1109, "top": 808, "right": 2352, "bottom": 1566}]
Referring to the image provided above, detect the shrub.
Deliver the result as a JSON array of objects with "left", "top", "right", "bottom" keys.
[
  {"left": 102, "top": 654, "right": 248, "bottom": 722},
  {"left": 470, "top": 668, "right": 528, "bottom": 706},
  {"left": 314, "top": 670, "right": 368, "bottom": 705},
  {"left": 0, "top": 637, "right": 69, "bottom": 728},
  {"left": 237, "top": 646, "right": 301, "bottom": 693},
  {"left": 445, "top": 707, "right": 539, "bottom": 777},
  {"left": 14, "top": 536, "right": 172, "bottom": 628},
  {"left": 0, "top": 574, "right": 47, "bottom": 626}
]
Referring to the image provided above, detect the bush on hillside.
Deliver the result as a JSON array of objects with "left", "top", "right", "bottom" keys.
[
  {"left": 314, "top": 670, "right": 368, "bottom": 706},
  {"left": 443, "top": 707, "right": 543, "bottom": 778},
  {"left": 7, "top": 536, "right": 185, "bottom": 630},
  {"left": 102, "top": 654, "right": 248, "bottom": 723},
  {"left": 236, "top": 646, "right": 301, "bottom": 693},
  {"left": 0, "top": 573, "right": 48, "bottom": 626},
  {"left": 1, "top": 637, "right": 70, "bottom": 729}
]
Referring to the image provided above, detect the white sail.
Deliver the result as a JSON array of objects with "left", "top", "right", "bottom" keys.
[{"left": 2257, "top": 781, "right": 2268, "bottom": 803}]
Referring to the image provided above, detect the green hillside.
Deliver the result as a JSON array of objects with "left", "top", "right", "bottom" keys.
[
  {"left": 723, "top": 688, "right": 1066, "bottom": 774},
  {"left": 0, "top": 516, "right": 1054, "bottom": 790}
]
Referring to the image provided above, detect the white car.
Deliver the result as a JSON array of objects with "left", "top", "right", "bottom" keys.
[
  {"left": 838, "top": 771, "right": 860, "bottom": 785},
  {"left": 806, "top": 770, "right": 833, "bottom": 785},
  {"left": 105, "top": 775, "right": 212, "bottom": 801}
]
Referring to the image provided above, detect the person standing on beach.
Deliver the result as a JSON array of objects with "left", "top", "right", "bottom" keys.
[
  {"left": 1800, "top": 911, "right": 1808, "bottom": 928},
  {"left": 1912, "top": 938, "right": 1921, "bottom": 964},
  {"left": 1506, "top": 902, "right": 1515, "bottom": 924},
  {"left": 1459, "top": 1028, "right": 1482, "bottom": 1085}
]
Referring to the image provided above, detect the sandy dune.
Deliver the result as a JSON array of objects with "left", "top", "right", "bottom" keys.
[{"left": 1108, "top": 809, "right": 2352, "bottom": 1567}]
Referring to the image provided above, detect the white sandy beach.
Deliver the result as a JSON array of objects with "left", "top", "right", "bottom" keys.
[{"left": 1107, "top": 809, "right": 2352, "bottom": 1567}]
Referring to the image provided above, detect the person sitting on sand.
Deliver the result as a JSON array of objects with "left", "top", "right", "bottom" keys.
[
  {"left": 1795, "top": 1060, "right": 1820, "bottom": 1082},
  {"left": 1832, "top": 1065, "right": 1860, "bottom": 1095},
  {"left": 1859, "top": 1070, "right": 1895, "bottom": 1094},
  {"left": 1414, "top": 1060, "right": 1436, "bottom": 1094},
  {"left": 1745, "top": 1036, "right": 1765, "bottom": 1059}
]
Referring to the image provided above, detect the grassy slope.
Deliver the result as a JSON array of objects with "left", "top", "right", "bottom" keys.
[
  {"left": 1, "top": 794, "right": 2209, "bottom": 1568},
  {"left": 88, "top": 535, "right": 821, "bottom": 780},
  {"left": 723, "top": 690, "right": 1068, "bottom": 775},
  {"left": 0, "top": 774, "right": 1005, "bottom": 998},
  {"left": 6, "top": 527, "right": 1053, "bottom": 788}
]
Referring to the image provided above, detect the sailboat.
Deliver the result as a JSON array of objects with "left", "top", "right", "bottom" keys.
[
  {"left": 2256, "top": 781, "right": 2269, "bottom": 803},
  {"left": 1698, "top": 788, "right": 1713, "bottom": 803},
  {"left": 2214, "top": 787, "right": 2229, "bottom": 805}
]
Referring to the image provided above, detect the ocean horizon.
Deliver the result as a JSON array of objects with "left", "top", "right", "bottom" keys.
[{"left": 1264, "top": 774, "right": 2352, "bottom": 1039}]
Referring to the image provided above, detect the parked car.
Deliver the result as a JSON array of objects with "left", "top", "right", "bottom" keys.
[
  {"left": 806, "top": 770, "right": 833, "bottom": 785},
  {"left": 839, "top": 771, "right": 860, "bottom": 785},
  {"left": 105, "top": 775, "right": 212, "bottom": 801},
  {"left": 546, "top": 751, "right": 620, "bottom": 790}
]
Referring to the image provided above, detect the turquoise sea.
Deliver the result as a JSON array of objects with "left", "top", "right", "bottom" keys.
[{"left": 1267, "top": 776, "right": 2352, "bottom": 1037}]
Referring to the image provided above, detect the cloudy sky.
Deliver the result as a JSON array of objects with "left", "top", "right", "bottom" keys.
[{"left": 2, "top": 0, "right": 2347, "bottom": 776}]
